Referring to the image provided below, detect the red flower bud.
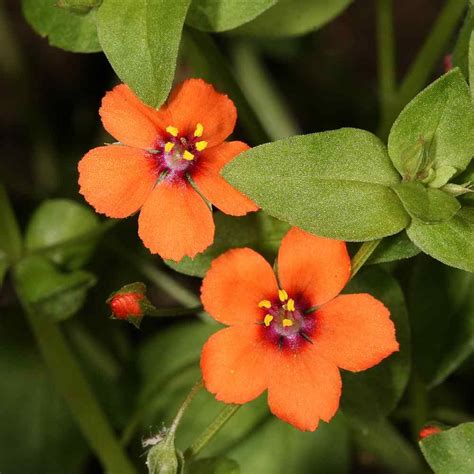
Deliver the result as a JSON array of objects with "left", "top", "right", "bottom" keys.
[
  {"left": 419, "top": 425, "right": 442, "bottom": 440},
  {"left": 110, "top": 292, "right": 143, "bottom": 319}
]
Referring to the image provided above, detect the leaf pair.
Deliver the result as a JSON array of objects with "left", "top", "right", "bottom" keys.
[{"left": 224, "top": 69, "right": 474, "bottom": 272}]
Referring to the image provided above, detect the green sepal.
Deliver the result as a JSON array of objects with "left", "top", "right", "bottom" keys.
[
  {"left": 14, "top": 255, "right": 96, "bottom": 322},
  {"left": 392, "top": 182, "right": 461, "bottom": 223},
  {"left": 146, "top": 430, "right": 183, "bottom": 474}
]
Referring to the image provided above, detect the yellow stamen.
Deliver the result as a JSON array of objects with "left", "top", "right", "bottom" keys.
[
  {"left": 195, "top": 140, "right": 208, "bottom": 151},
  {"left": 286, "top": 298, "right": 295, "bottom": 312},
  {"left": 166, "top": 126, "right": 179, "bottom": 137},
  {"left": 258, "top": 299, "right": 272, "bottom": 309},
  {"left": 264, "top": 314, "right": 274, "bottom": 327},
  {"left": 278, "top": 289, "right": 288, "bottom": 302},
  {"left": 282, "top": 318, "right": 293, "bottom": 327},
  {"left": 194, "top": 123, "right": 204, "bottom": 137},
  {"left": 183, "top": 150, "right": 194, "bottom": 161},
  {"left": 164, "top": 142, "right": 175, "bottom": 153}
]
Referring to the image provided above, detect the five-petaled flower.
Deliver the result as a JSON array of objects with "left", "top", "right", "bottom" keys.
[
  {"left": 200, "top": 227, "right": 399, "bottom": 431},
  {"left": 78, "top": 79, "right": 258, "bottom": 261}
]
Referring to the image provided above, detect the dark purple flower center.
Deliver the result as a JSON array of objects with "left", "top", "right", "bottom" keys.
[
  {"left": 259, "top": 290, "right": 316, "bottom": 352},
  {"left": 147, "top": 123, "right": 208, "bottom": 182}
]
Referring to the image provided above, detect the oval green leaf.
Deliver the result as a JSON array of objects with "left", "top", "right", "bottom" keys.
[
  {"left": 97, "top": 0, "right": 191, "bottom": 108},
  {"left": 392, "top": 182, "right": 461, "bottom": 223},
  {"left": 388, "top": 69, "right": 474, "bottom": 177},
  {"left": 186, "top": 0, "right": 276, "bottom": 32},
  {"left": 420, "top": 422, "right": 474, "bottom": 474},
  {"left": 406, "top": 207, "right": 474, "bottom": 272},
  {"left": 223, "top": 128, "right": 409, "bottom": 241},
  {"left": 22, "top": 0, "right": 101, "bottom": 53},
  {"left": 234, "top": 0, "right": 352, "bottom": 38},
  {"left": 25, "top": 199, "right": 100, "bottom": 270}
]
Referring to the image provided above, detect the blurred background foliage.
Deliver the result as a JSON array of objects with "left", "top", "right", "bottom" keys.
[{"left": 1, "top": 0, "right": 473, "bottom": 473}]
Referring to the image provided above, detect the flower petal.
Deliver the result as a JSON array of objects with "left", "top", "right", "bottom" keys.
[
  {"left": 100, "top": 84, "right": 171, "bottom": 149},
  {"left": 201, "top": 248, "right": 279, "bottom": 326},
  {"left": 165, "top": 79, "right": 236, "bottom": 147},
  {"left": 201, "top": 325, "right": 272, "bottom": 404},
  {"left": 315, "top": 294, "right": 399, "bottom": 372},
  {"left": 138, "top": 180, "right": 214, "bottom": 261},
  {"left": 278, "top": 227, "right": 350, "bottom": 307},
  {"left": 78, "top": 145, "right": 155, "bottom": 218},
  {"left": 267, "top": 345, "right": 341, "bottom": 431},
  {"left": 193, "top": 141, "right": 258, "bottom": 216}
]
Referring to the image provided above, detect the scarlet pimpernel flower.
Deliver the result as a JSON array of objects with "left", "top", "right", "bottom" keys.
[
  {"left": 78, "top": 79, "right": 257, "bottom": 261},
  {"left": 200, "top": 228, "right": 399, "bottom": 431}
]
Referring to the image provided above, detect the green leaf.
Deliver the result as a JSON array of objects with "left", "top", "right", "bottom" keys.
[
  {"left": 470, "top": 31, "right": 474, "bottom": 97},
  {"left": 367, "top": 231, "right": 420, "bottom": 265},
  {"left": 186, "top": 457, "right": 240, "bottom": 474},
  {"left": 234, "top": 0, "right": 352, "bottom": 38},
  {"left": 186, "top": 0, "right": 276, "bottom": 32},
  {"left": 420, "top": 422, "right": 474, "bottom": 474},
  {"left": 22, "top": 0, "right": 101, "bottom": 53},
  {"left": 392, "top": 182, "right": 461, "bottom": 223},
  {"left": 341, "top": 267, "right": 411, "bottom": 422},
  {"left": 223, "top": 128, "right": 409, "bottom": 241},
  {"left": 0, "top": 317, "right": 89, "bottom": 474},
  {"left": 25, "top": 199, "right": 100, "bottom": 270},
  {"left": 452, "top": 8, "right": 474, "bottom": 78},
  {"left": 0, "top": 182, "right": 22, "bottom": 262},
  {"left": 166, "top": 212, "right": 289, "bottom": 277},
  {"left": 406, "top": 207, "right": 474, "bottom": 272},
  {"left": 15, "top": 256, "right": 96, "bottom": 321},
  {"left": 56, "top": 0, "right": 102, "bottom": 15},
  {"left": 97, "top": 0, "right": 191, "bottom": 107},
  {"left": 409, "top": 257, "right": 474, "bottom": 386},
  {"left": 388, "top": 69, "right": 474, "bottom": 177}
]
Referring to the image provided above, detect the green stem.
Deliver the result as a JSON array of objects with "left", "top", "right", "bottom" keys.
[
  {"left": 231, "top": 40, "right": 300, "bottom": 140},
  {"left": 170, "top": 380, "right": 204, "bottom": 435},
  {"left": 147, "top": 305, "right": 203, "bottom": 318},
  {"left": 17, "top": 295, "right": 137, "bottom": 474},
  {"left": 409, "top": 371, "right": 428, "bottom": 441},
  {"left": 378, "top": 0, "right": 467, "bottom": 138},
  {"left": 350, "top": 239, "right": 382, "bottom": 278},
  {"left": 376, "top": 0, "right": 396, "bottom": 125},
  {"left": 184, "top": 404, "right": 240, "bottom": 461},
  {"left": 182, "top": 27, "right": 270, "bottom": 146}
]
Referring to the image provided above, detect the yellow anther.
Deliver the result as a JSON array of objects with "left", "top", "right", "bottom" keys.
[
  {"left": 195, "top": 140, "right": 208, "bottom": 152},
  {"left": 183, "top": 150, "right": 195, "bottom": 161},
  {"left": 278, "top": 289, "right": 288, "bottom": 302},
  {"left": 166, "top": 126, "right": 179, "bottom": 137},
  {"left": 282, "top": 318, "right": 294, "bottom": 327},
  {"left": 194, "top": 123, "right": 204, "bottom": 137},
  {"left": 164, "top": 142, "right": 175, "bottom": 153},
  {"left": 286, "top": 298, "right": 295, "bottom": 312},
  {"left": 264, "top": 314, "right": 274, "bottom": 327},
  {"left": 258, "top": 299, "right": 272, "bottom": 309}
]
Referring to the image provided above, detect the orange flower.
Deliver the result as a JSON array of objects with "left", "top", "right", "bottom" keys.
[
  {"left": 200, "top": 228, "right": 399, "bottom": 431},
  {"left": 78, "top": 79, "right": 258, "bottom": 261}
]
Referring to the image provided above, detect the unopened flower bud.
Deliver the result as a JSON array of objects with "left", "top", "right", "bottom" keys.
[
  {"left": 419, "top": 425, "right": 442, "bottom": 440},
  {"left": 107, "top": 282, "right": 149, "bottom": 327},
  {"left": 444, "top": 54, "right": 453, "bottom": 73},
  {"left": 110, "top": 292, "right": 143, "bottom": 319}
]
